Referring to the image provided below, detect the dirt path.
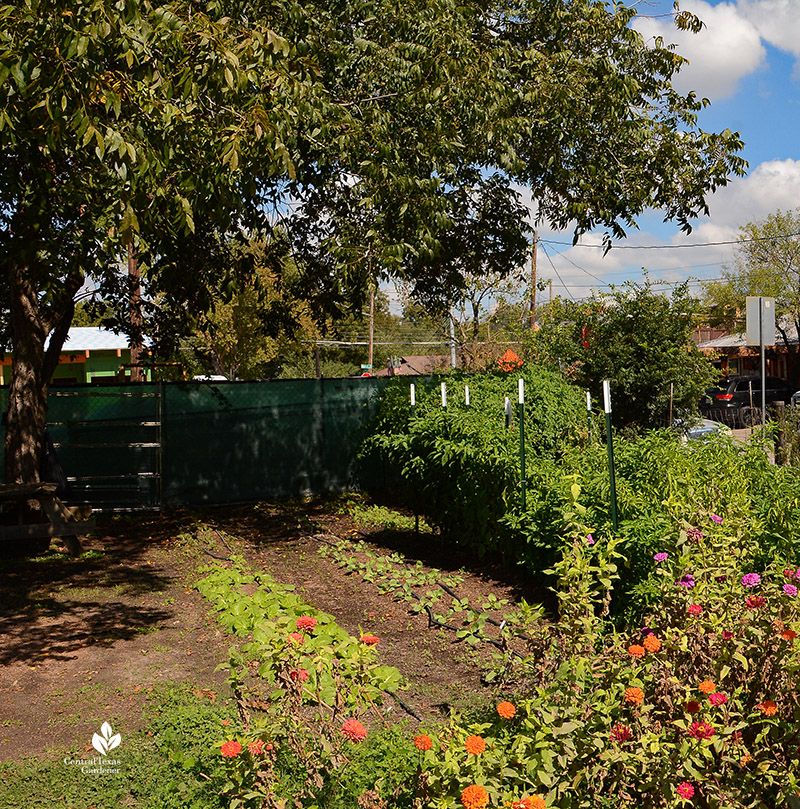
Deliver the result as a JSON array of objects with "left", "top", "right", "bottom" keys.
[{"left": 0, "top": 498, "right": 540, "bottom": 762}]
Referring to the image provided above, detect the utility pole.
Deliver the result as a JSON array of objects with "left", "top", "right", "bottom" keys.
[
  {"left": 549, "top": 278, "right": 553, "bottom": 303},
  {"left": 128, "top": 241, "right": 143, "bottom": 382},
  {"left": 368, "top": 287, "right": 375, "bottom": 371},
  {"left": 529, "top": 231, "right": 538, "bottom": 329}
]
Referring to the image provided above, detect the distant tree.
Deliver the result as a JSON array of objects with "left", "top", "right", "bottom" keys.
[
  {"left": 703, "top": 208, "right": 800, "bottom": 352},
  {"left": 536, "top": 282, "right": 715, "bottom": 428}
]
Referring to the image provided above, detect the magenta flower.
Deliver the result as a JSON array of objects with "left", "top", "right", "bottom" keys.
[
  {"left": 783, "top": 584, "right": 798, "bottom": 597},
  {"left": 586, "top": 534, "right": 595, "bottom": 545},
  {"left": 687, "top": 604, "right": 703, "bottom": 616},
  {"left": 741, "top": 573, "right": 761, "bottom": 588},
  {"left": 677, "top": 781, "right": 695, "bottom": 800},
  {"left": 654, "top": 552, "right": 668, "bottom": 562},
  {"left": 708, "top": 692, "right": 727, "bottom": 707},
  {"left": 676, "top": 574, "right": 696, "bottom": 589},
  {"left": 711, "top": 514, "right": 723, "bottom": 524},
  {"left": 686, "top": 528, "right": 703, "bottom": 541}
]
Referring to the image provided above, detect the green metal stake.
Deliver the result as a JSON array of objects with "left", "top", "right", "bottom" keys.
[
  {"left": 602, "top": 380, "right": 618, "bottom": 532},
  {"left": 518, "top": 378, "right": 526, "bottom": 511}
]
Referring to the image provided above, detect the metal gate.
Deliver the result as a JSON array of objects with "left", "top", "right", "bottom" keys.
[{"left": 47, "top": 386, "right": 162, "bottom": 511}]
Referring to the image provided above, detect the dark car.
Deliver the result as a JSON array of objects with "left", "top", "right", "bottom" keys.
[{"left": 699, "top": 375, "right": 793, "bottom": 427}]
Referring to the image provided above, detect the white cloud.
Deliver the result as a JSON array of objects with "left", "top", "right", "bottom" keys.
[
  {"left": 634, "top": 0, "right": 765, "bottom": 99},
  {"left": 738, "top": 0, "right": 800, "bottom": 57}
]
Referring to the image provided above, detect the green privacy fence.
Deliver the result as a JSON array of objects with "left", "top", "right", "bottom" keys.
[{"left": 0, "top": 378, "right": 389, "bottom": 510}]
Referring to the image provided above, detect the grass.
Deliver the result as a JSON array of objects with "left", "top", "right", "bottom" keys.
[{"left": 0, "top": 682, "right": 235, "bottom": 809}]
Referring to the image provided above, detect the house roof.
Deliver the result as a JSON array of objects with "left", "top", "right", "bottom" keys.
[
  {"left": 48, "top": 327, "right": 148, "bottom": 352},
  {"left": 698, "top": 318, "right": 799, "bottom": 350},
  {"left": 374, "top": 355, "right": 451, "bottom": 376}
]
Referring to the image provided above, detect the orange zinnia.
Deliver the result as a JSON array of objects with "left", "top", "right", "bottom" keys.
[
  {"left": 512, "top": 798, "right": 546, "bottom": 809},
  {"left": 698, "top": 680, "right": 715, "bottom": 694},
  {"left": 758, "top": 700, "right": 778, "bottom": 716},
  {"left": 624, "top": 687, "right": 644, "bottom": 706},
  {"left": 782, "top": 629, "right": 798, "bottom": 641},
  {"left": 461, "top": 784, "right": 489, "bottom": 809},
  {"left": 465, "top": 735, "right": 486, "bottom": 755},
  {"left": 628, "top": 644, "right": 646, "bottom": 658},
  {"left": 497, "top": 701, "right": 517, "bottom": 719},
  {"left": 643, "top": 635, "right": 661, "bottom": 653}
]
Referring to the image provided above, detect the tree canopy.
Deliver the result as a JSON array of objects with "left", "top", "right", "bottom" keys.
[
  {"left": 535, "top": 282, "right": 715, "bottom": 429},
  {"left": 703, "top": 208, "right": 800, "bottom": 351},
  {"left": 0, "top": 0, "right": 747, "bottom": 483}
]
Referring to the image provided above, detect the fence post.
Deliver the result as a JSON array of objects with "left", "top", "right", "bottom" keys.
[
  {"left": 410, "top": 383, "right": 416, "bottom": 419},
  {"left": 603, "top": 380, "right": 618, "bottom": 532},
  {"left": 518, "top": 378, "right": 526, "bottom": 511},
  {"left": 586, "top": 391, "right": 592, "bottom": 443}
]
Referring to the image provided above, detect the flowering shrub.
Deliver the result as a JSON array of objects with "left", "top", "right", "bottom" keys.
[{"left": 413, "top": 495, "right": 800, "bottom": 807}]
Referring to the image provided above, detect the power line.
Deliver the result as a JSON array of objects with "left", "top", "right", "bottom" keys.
[
  {"left": 540, "top": 231, "right": 800, "bottom": 250},
  {"left": 540, "top": 242, "right": 577, "bottom": 300}
]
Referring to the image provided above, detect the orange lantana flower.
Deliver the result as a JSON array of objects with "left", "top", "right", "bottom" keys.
[
  {"left": 698, "top": 680, "right": 715, "bottom": 694},
  {"left": 461, "top": 784, "right": 489, "bottom": 809},
  {"left": 628, "top": 644, "right": 646, "bottom": 658},
  {"left": 624, "top": 687, "right": 644, "bottom": 706},
  {"left": 643, "top": 635, "right": 661, "bottom": 653},
  {"left": 465, "top": 735, "right": 486, "bottom": 755},
  {"left": 497, "top": 701, "right": 517, "bottom": 719},
  {"left": 758, "top": 700, "right": 778, "bottom": 716}
]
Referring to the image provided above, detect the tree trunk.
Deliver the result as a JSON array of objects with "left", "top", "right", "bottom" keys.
[
  {"left": 4, "top": 264, "right": 49, "bottom": 485},
  {"left": 128, "top": 242, "right": 144, "bottom": 382}
]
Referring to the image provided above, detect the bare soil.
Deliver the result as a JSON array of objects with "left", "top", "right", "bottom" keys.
[{"left": 0, "top": 497, "right": 543, "bottom": 762}]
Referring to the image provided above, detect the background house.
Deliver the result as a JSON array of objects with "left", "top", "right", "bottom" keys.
[{"left": 0, "top": 327, "right": 150, "bottom": 385}]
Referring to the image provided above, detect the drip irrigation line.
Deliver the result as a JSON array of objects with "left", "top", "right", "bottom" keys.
[
  {"left": 388, "top": 690, "right": 423, "bottom": 721},
  {"left": 200, "top": 527, "right": 234, "bottom": 560}
]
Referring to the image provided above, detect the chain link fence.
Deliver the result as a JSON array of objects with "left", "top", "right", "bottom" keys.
[{"left": 0, "top": 378, "right": 388, "bottom": 510}]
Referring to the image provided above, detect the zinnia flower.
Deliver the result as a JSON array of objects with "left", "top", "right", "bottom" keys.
[
  {"left": 783, "top": 584, "right": 798, "bottom": 597},
  {"left": 708, "top": 692, "right": 727, "bottom": 707},
  {"left": 624, "top": 687, "right": 644, "bottom": 706},
  {"left": 643, "top": 635, "right": 661, "bottom": 652},
  {"left": 741, "top": 573, "right": 761, "bottom": 588},
  {"left": 341, "top": 719, "right": 368, "bottom": 742},
  {"left": 289, "top": 668, "right": 310, "bottom": 681},
  {"left": 465, "top": 735, "right": 486, "bottom": 755},
  {"left": 784, "top": 568, "right": 797, "bottom": 579},
  {"left": 746, "top": 595, "right": 765, "bottom": 609},
  {"left": 782, "top": 628, "right": 798, "bottom": 641},
  {"left": 688, "top": 721, "right": 715, "bottom": 740},
  {"left": 758, "top": 700, "right": 778, "bottom": 716},
  {"left": 360, "top": 634, "right": 380, "bottom": 645},
  {"left": 461, "top": 785, "right": 489, "bottom": 809},
  {"left": 221, "top": 740, "right": 242, "bottom": 758},
  {"left": 628, "top": 644, "right": 646, "bottom": 658},
  {"left": 685, "top": 700, "right": 701, "bottom": 714},
  {"left": 586, "top": 534, "right": 595, "bottom": 545},
  {"left": 296, "top": 616, "right": 317, "bottom": 631},
  {"left": 722, "top": 630, "right": 734, "bottom": 640},
  {"left": 248, "top": 739, "right": 264, "bottom": 756},
  {"left": 654, "top": 552, "right": 668, "bottom": 562},
  {"left": 711, "top": 514, "right": 723, "bottom": 524},
  {"left": 414, "top": 734, "right": 433, "bottom": 751},
  {"left": 698, "top": 681, "right": 715, "bottom": 694},
  {"left": 677, "top": 781, "right": 695, "bottom": 799},
  {"left": 676, "top": 574, "right": 696, "bottom": 589},
  {"left": 687, "top": 604, "right": 703, "bottom": 616},
  {"left": 512, "top": 798, "right": 546, "bottom": 809},
  {"left": 497, "top": 701, "right": 516, "bottom": 719},
  {"left": 610, "top": 724, "right": 633, "bottom": 743},
  {"left": 686, "top": 528, "right": 703, "bottom": 541},
  {"left": 287, "top": 632, "right": 304, "bottom": 645},
  {"left": 740, "top": 753, "right": 753, "bottom": 766}
]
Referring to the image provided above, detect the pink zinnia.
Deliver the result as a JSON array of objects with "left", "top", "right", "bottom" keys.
[
  {"left": 677, "top": 782, "right": 695, "bottom": 800},
  {"left": 221, "top": 740, "right": 242, "bottom": 758},
  {"left": 708, "top": 692, "right": 727, "bottom": 707},
  {"left": 296, "top": 616, "right": 317, "bottom": 631},
  {"left": 722, "top": 630, "right": 734, "bottom": 640},
  {"left": 783, "top": 584, "right": 798, "bottom": 597},
  {"left": 711, "top": 514, "right": 723, "bottom": 524},
  {"left": 341, "top": 719, "right": 367, "bottom": 742},
  {"left": 687, "top": 604, "right": 703, "bottom": 616},
  {"left": 688, "top": 721, "right": 715, "bottom": 740}
]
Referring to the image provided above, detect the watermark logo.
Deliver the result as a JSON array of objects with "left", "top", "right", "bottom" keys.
[
  {"left": 63, "top": 721, "right": 122, "bottom": 774},
  {"left": 92, "top": 722, "right": 121, "bottom": 756}
]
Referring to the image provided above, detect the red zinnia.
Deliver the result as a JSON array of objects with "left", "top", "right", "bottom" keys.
[
  {"left": 360, "top": 634, "right": 380, "bottom": 645},
  {"left": 296, "top": 616, "right": 317, "bottom": 631},
  {"left": 341, "top": 719, "right": 368, "bottom": 742},
  {"left": 685, "top": 700, "right": 701, "bottom": 714},
  {"left": 708, "top": 692, "right": 727, "bottom": 707},
  {"left": 746, "top": 595, "right": 765, "bottom": 609},
  {"left": 461, "top": 785, "right": 489, "bottom": 809},
  {"left": 221, "top": 740, "right": 242, "bottom": 758},
  {"left": 688, "top": 721, "right": 715, "bottom": 740},
  {"left": 289, "top": 668, "right": 310, "bottom": 681},
  {"left": 497, "top": 701, "right": 517, "bottom": 719},
  {"left": 248, "top": 739, "right": 264, "bottom": 756},
  {"left": 287, "top": 632, "right": 304, "bottom": 645},
  {"left": 610, "top": 723, "right": 633, "bottom": 743},
  {"left": 414, "top": 734, "right": 433, "bottom": 751},
  {"left": 465, "top": 735, "right": 486, "bottom": 755},
  {"left": 687, "top": 604, "right": 703, "bottom": 616}
]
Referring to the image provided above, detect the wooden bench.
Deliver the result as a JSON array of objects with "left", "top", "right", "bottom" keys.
[{"left": 0, "top": 482, "right": 95, "bottom": 554}]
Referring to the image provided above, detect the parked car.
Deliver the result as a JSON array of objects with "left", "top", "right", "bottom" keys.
[
  {"left": 683, "top": 418, "right": 732, "bottom": 442},
  {"left": 698, "top": 375, "right": 793, "bottom": 427}
]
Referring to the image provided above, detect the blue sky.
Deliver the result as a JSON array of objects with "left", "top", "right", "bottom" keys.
[{"left": 531, "top": 0, "right": 800, "bottom": 303}]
